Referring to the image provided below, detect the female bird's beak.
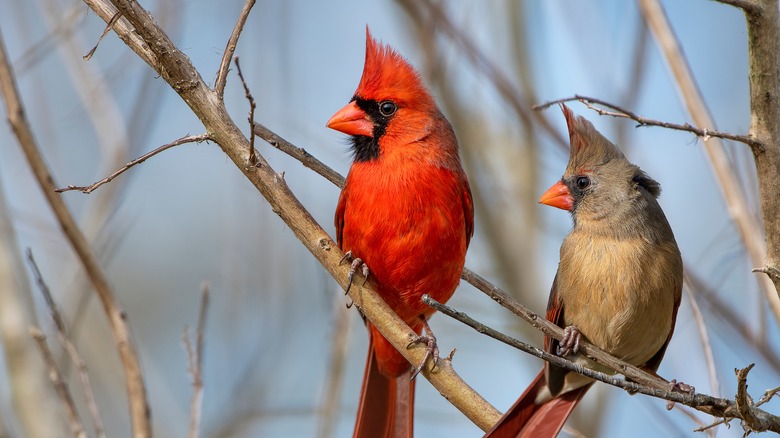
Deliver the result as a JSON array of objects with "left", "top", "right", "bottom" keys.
[
  {"left": 539, "top": 181, "right": 574, "bottom": 211},
  {"left": 327, "top": 101, "right": 374, "bottom": 137}
]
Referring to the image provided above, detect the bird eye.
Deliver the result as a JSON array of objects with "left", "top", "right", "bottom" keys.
[
  {"left": 575, "top": 176, "right": 591, "bottom": 190},
  {"left": 378, "top": 100, "right": 397, "bottom": 117}
]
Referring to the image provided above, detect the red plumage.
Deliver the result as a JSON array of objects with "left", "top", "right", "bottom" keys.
[{"left": 328, "top": 28, "right": 473, "bottom": 438}]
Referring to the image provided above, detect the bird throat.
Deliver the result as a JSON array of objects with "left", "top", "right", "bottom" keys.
[{"left": 350, "top": 135, "right": 380, "bottom": 162}]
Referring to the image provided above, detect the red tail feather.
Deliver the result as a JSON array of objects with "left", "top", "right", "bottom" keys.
[
  {"left": 353, "top": 326, "right": 415, "bottom": 438},
  {"left": 485, "top": 370, "right": 592, "bottom": 438}
]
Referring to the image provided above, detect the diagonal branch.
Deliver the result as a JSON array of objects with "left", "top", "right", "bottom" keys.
[
  {"left": 426, "top": 295, "right": 780, "bottom": 433},
  {"left": 214, "top": 0, "right": 255, "bottom": 98},
  {"left": 83, "top": 0, "right": 500, "bottom": 430},
  {"left": 0, "top": 27, "right": 150, "bottom": 438}
]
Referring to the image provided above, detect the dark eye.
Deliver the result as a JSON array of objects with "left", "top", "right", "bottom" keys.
[
  {"left": 575, "top": 176, "right": 591, "bottom": 190},
  {"left": 378, "top": 100, "right": 397, "bottom": 117}
]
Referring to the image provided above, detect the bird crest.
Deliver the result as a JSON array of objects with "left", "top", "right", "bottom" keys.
[
  {"left": 355, "top": 27, "right": 434, "bottom": 110},
  {"left": 560, "top": 104, "right": 626, "bottom": 172}
]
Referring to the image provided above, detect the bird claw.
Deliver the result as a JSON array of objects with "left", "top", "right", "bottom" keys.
[
  {"left": 557, "top": 325, "right": 581, "bottom": 357},
  {"left": 340, "top": 251, "right": 370, "bottom": 295},
  {"left": 666, "top": 379, "right": 695, "bottom": 409},
  {"left": 408, "top": 319, "right": 439, "bottom": 381}
]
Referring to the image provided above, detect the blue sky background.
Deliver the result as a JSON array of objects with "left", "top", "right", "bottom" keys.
[{"left": 0, "top": 1, "right": 777, "bottom": 437}]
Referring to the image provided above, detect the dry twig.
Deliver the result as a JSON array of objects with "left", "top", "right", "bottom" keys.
[
  {"left": 26, "top": 250, "right": 105, "bottom": 438},
  {"left": 56, "top": 134, "right": 212, "bottom": 194},
  {"left": 30, "top": 327, "right": 87, "bottom": 438},
  {"left": 184, "top": 283, "right": 210, "bottom": 438},
  {"left": 215, "top": 0, "right": 255, "bottom": 98}
]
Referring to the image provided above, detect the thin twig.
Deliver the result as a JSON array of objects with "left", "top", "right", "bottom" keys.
[
  {"left": 253, "top": 123, "right": 345, "bottom": 188},
  {"left": 214, "top": 0, "right": 255, "bottom": 98},
  {"left": 533, "top": 95, "right": 761, "bottom": 148},
  {"left": 26, "top": 250, "right": 105, "bottom": 438},
  {"left": 234, "top": 57, "right": 257, "bottom": 166},
  {"left": 56, "top": 133, "right": 212, "bottom": 193},
  {"left": 683, "top": 274, "right": 720, "bottom": 399},
  {"left": 185, "top": 282, "right": 210, "bottom": 438},
  {"left": 711, "top": 0, "right": 760, "bottom": 12},
  {"left": 83, "top": 11, "right": 121, "bottom": 61},
  {"left": 30, "top": 327, "right": 87, "bottom": 438},
  {"left": 0, "top": 27, "right": 151, "bottom": 437}
]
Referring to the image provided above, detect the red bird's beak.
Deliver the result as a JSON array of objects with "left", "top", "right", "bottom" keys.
[
  {"left": 327, "top": 101, "right": 374, "bottom": 137},
  {"left": 539, "top": 181, "right": 574, "bottom": 211}
]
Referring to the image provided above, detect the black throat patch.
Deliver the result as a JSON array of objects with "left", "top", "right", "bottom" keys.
[{"left": 349, "top": 97, "right": 393, "bottom": 162}]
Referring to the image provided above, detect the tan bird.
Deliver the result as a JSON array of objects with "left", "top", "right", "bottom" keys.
[{"left": 486, "top": 104, "right": 683, "bottom": 437}]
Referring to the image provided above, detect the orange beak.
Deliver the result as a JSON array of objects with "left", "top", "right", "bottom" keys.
[
  {"left": 326, "top": 101, "right": 374, "bottom": 137},
  {"left": 539, "top": 181, "right": 574, "bottom": 211}
]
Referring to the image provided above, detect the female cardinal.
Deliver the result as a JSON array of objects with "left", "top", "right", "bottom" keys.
[
  {"left": 486, "top": 105, "right": 682, "bottom": 437},
  {"left": 327, "top": 29, "right": 473, "bottom": 438}
]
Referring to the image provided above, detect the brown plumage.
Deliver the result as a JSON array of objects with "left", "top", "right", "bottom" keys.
[{"left": 486, "top": 104, "right": 682, "bottom": 437}]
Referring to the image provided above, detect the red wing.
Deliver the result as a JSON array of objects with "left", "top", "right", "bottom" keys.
[
  {"left": 544, "top": 274, "right": 568, "bottom": 396},
  {"left": 461, "top": 180, "right": 475, "bottom": 246},
  {"left": 335, "top": 185, "right": 348, "bottom": 248}
]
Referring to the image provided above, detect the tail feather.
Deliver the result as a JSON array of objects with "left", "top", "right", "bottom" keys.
[
  {"left": 353, "top": 328, "right": 415, "bottom": 438},
  {"left": 485, "top": 370, "right": 592, "bottom": 438}
]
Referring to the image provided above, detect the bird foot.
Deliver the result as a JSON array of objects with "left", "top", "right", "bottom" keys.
[
  {"left": 339, "top": 250, "right": 369, "bottom": 294},
  {"left": 408, "top": 319, "right": 439, "bottom": 381},
  {"left": 665, "top": 379, "right": 695, "bottom": 410},
  {"left": 557, "top": 325, "right": 581, "bottom": 357}
]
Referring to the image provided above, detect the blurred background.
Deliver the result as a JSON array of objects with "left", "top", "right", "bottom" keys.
[{"left": 0, "top": 0, "right": 778, "bottom": 436}]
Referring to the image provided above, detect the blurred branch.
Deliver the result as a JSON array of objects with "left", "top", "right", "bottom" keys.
[
  {"left": 56, "top": 133, "right": 212, "bottom": 194},
  {"left": 682, "top": 277, "right": 720, "bottom": 399},
  {"left": 26, "top": 250, "right": 106, "bottom": 438},
  {"left": 30, "top": 327, "right": 87, "bottom": 438},
  {"left": 184, "top": 283, "right": 210, "bottom": 438},
  {"left": 534, "top": 95, "right": 760, "bottom": 148},
  {"left": 0, "top": 157, "right": 58, "bottom": 436},
  {"left": 638, "top": 0, "right": 780, "bottom": 316},
  {"left": 0, "top": 27, "right": 150, "bottom": 438},
  {"left": 318, "top": 287, "right": 354, "bottom": 438},
  {"left": 398, "top": 0, "right": 568, "bottom": 149},
  {"left": 80, "top": 0, "right": 500, "bottom": 430},
  {"left": 215, "top": 0, "right": 255, "bottom": 98}
]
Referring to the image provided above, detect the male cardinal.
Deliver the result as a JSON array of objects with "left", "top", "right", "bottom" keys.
[
  {"left": 486, "top": 105, "right": 682, "bottom": 437},
  {"left": 327, "top": 29, "right": 473, "bottom": 438}
]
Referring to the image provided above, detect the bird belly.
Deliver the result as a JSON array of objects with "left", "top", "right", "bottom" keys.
[{"left": 558, "top": 236, "right": 678, "bottom": 366}]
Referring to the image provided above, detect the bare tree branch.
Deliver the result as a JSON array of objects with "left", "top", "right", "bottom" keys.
[
  {"left": 214, "top": 0, "right": 255, "bottom": 98},
  {"left": 81, "top": 0, "right": 501, "bottom": 430},
  {"left": 26, "top": 250, "right": 106, "bottom": 438},
  {"left": 56, "top": 134, "right": 212, "bottom": 194},
  {"left": 710, "top": 0, "right": 760, "bottom": 12},
  {"left": 184, "top": 282, "right": 210, "bottom": 438},
  {"left": 0, "top": 26, "right": 151, "bottom": 438},
  {"left": 425, "top": 295, "right": 780, "bottom": 433},
  {"left": 533, "top": 95, "right": 760, "bottom": 148},
  {"left": 30, "top": 327, "right": 87, "bottom": 438}
]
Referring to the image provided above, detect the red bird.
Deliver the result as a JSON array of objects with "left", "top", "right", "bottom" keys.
[
  {"left": 327, "top": 29, "right": 474, "bottom": 438},
  {"left": 486, "top": 105, "right": 682, "bottom": 437}
]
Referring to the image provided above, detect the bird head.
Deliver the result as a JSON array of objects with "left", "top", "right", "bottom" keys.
[
  {"left": 326, "top": 27, "right": 440, "bottom": 162},
  {"left": 539, "top": 104, "right": 661, "bottom": 225}
]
